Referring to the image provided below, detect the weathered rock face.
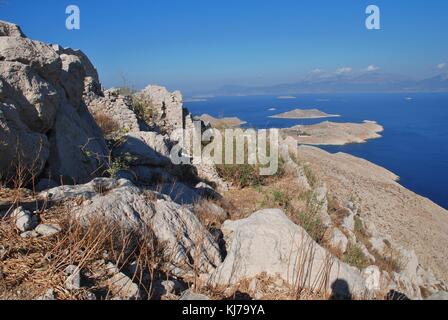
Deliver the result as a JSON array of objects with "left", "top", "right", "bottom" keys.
[
  {"left": 0, "top": 21, "right": 108, "bottom": 184},
  {"left": 0, "top": 20, "right": 25, "bottom": 38},
  {"left": 140, "top": 85, "right": 184, "bottom": 134},
  {"left": 0, "top": 103, "right": 49, "bottom": 177},
  {"left": 40, "top": 178, "right": 222, "bottom": 276},
  {"left": 87, "top": 89, "right": 141, "bottom": 133},
  {"left": 209, "top": 209, "right": 367, "bottom": 298}
]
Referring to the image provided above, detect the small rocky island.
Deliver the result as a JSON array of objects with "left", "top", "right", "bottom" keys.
[
  {"left": 281, "top": 120, "right": 384, "bottom": 145},
  {"left": 199, "top": 114, "right": 247, "bottom": 128},
  {"left": 270, "top": 108, "right": 340, "bottom": 119}
]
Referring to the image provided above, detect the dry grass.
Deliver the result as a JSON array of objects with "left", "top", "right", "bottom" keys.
[
  {"left": 92, "top": 112, "right": 120, "bottom": 136},
  {"left": 0, "top": 202, "right": 165, "bottom": 300},
  {"left": 131, "top": 93, "right": 158, "bottom": 125}
]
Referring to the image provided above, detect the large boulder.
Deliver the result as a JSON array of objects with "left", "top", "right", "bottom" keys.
[
  {"left": 0, "top": 103, "right": 49, "bottom": 178},
  {"left": 0, "top": 21, "right": 108, "bottom": 184},
  {"left": 40, "top": 178, "right": 222, "bottom": 277},
  {"left": 209, "top": 209, "right": 367, "bottom": 298}
]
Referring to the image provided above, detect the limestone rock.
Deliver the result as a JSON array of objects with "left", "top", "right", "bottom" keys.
[
  {"left": 362, "top": 266, "right": 381, "bottom": 292},
  {"left": 0, "top": 22, "right": 108, "bottom": 184},
  {"left": 140, "top": 85, "right": 184, "bottom": 134},
  {"left": 426, "top": 291, "right": 448, "bottom": 300},
  {"left": 108, "top": 272, "right": 141, "bottom": 300},
  {"left": 87, "top": 89, "right": 141, "bottom": 133},
  {"left": 0, "top": 20, "right": 26, "bottom": 38},
  {"left": 35, "top": 289, "right": 56, "bottom": 301},
  {"left": 64, "top": 265, "right": 81, "bottom": 290},
  {"left": 42, "top": 179, "right": 222, "bottom": 277},
  {"left": 209, "top": 209, "right": 366, "bottom": 298},
  {"left": 12, "top": 207, "right": 38, "bottom": 232},
  {"left": 0, "top": 103, "right": 50, "bottom": 179},
  {"left": 325, "top": 227, "right": 348, "bottom": 254},
  {"left": 313, "top": 185, "right": 332, "bottom": 228},
  {"left": 341, "top": 210, "right": 355, "bottom": 233},
  {"left": 179, "top": 290, "right": 210, "bottom": 301},
  {"left": 35, "top": 224, "right": 61, "bottom": 237}
]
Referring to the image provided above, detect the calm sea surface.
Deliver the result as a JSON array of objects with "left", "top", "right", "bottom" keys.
[{"left": 185, "top": 93, "right": 448, "bottom": 209}]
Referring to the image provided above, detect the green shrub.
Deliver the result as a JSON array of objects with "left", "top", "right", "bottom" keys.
[
  {"left": 296, "top": 210, "right": 326, "bottom": 243},
  {"left": 343, "top": 244, "right": 369, "bottom": 269}
]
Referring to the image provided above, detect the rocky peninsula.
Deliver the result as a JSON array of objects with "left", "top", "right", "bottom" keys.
[{"left": 281, "top": 120, "right": 384, "bottom": 145}]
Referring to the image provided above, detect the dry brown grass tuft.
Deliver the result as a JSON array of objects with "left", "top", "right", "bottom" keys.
[{"left": 92, "top": 112, "right": 120, "bottom": 136}]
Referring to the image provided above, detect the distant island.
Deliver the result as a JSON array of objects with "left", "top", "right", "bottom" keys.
[
  {"left": 270, "top": 108, "right": 340, "bottom": 119},
  {"left": 199, "top": 114, "right": 247, "bottom": 128},
  {"left": 277, "top": 96, "right": 296, "bottom": 100},
  {"left": 281, "top": 120, "right": 384, "bottom": 145}
]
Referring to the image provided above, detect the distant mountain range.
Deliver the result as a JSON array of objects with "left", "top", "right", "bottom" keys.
[{"left": 198, "top": 72, "right": 448, "bottom": 97}]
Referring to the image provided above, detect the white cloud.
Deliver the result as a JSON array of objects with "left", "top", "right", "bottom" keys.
[
  {"left": 437, "top": 63, "right": 447, "bottom": 69},
  {"left": 310, "top": 68, "right": 325, "bottom": 74},
  {"left": 336, "top": 67, "right": 352, "bottom": 74},
  {"left": 365, "top": 65, "right": 379, "bottom": 72}
]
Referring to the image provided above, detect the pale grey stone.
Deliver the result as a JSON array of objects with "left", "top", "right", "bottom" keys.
[
  {"left": 35, "top": 224, "right": 61, "bottom": 237},
  {"left": 12, "top": 207, "right": 38, "bottom": 232},
  {"left": 179, "top": 290, "right": 210, "bottom": 301},
  {"left": 64, "top": 265, "right": 81, "bottom": 290},
  {"left": 209, "top": 209, "right": 366, "bottom": 298}
]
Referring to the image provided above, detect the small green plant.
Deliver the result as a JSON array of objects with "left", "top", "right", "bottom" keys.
[
  {"left": 105, "top": 153, "right": 136, "bottom": 179},
  {"left": 216, "top": 164, "right": 266, "bottom": 188},
  {"left": 343, "top": 244, "right": 369, "bottom": 269},
  {"left": 296, "top": 210, "right": 326, "bottom": 243},
  {"left": 132, "top": 93, "right": 158, "bottom": 124},
  {"left": 272, "top": 190, "right": 290, "bottom": 207}
]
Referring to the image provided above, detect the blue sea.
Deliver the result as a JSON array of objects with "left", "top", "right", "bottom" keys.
[{"left": 185, "top": 93, "right": 448, "bottom": 210}]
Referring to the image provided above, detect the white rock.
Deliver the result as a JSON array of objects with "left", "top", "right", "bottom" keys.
[
  {"left": 362, "top": 266, "right": 381, "bottom": 292},
  {"left": 325, "top": 227, "right": 348, "bottom": 254},
  {"left": 45, "top": 179, "right": 222, "bottom": 277},
  {"left": 209, "top": 209, "right": 366, "bottom": 298},
  {"left": 341, "top": 210, "right": 355, "bottom": 233},
  {"left": 35, "top": 289, "right": 56, "bottom": 301},
  {"left": 35, "top": 224, "right": 61, "bottom": 237},
  {"left": 108, "top": 272, "right": 141, "bottom": 300},
  {"left": 20, "top": 230, "right": 39, "bottom": 238},
  {"left": 64, "top": 265, "right": 81, "bottom": 290},
  {"left": 426, "top": 291, "right": 448, "bottom": 300},
  {"left": 313, "top": 185, "right": 332, "bottom": 228},
  {"left": 12, "top": 207, "right": 38, "bottom": 232},
  {"left": 179, "top": 290, "right": 210, "bottom": 301}
]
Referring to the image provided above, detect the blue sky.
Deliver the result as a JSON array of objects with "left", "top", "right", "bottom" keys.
[{"left": 1, "top": 0, "right": 447, "bottom": 92}]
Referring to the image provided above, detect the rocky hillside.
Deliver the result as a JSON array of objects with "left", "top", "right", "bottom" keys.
[{"left": 1, "top": 21, "right": 447, "bottom": 301}]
